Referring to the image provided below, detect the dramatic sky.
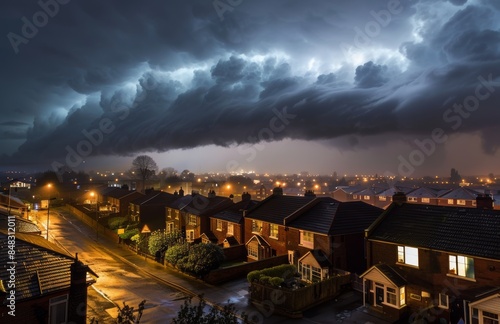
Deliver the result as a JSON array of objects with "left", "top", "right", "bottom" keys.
[{"left": 1, "top": 0, "right": 500, "bottom": 177}]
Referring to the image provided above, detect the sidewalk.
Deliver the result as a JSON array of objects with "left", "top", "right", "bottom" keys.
[{"left": 59, "top": 207, "right": 390, "bottom": 323}]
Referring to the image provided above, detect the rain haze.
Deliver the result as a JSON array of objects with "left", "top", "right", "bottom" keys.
[{"left": 1, "top": 0, "right": 500, "bottom": 177}]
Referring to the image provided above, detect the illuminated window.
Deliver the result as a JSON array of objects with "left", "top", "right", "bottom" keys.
[
  {"left": 447, "top": 199, "right": 454, "bottom": 205},
  {"left": 300, "top": 231, "right": 314, "bottom": 248},
  {"left": 421, "top": 198, "right": 430, "bottom": 203},
  {"left": 408, "top": 197, "right": 417, "bottom": 202},
  {"left": 216, "top": 219, "right": 222, "bottom": 231},
  {"left": 457, "top": 199, "right": 466, "bottom": 205},
  {"left": 379, "top": 196, "right": 387, "bottom": 201},
  {"left": 189, "top": 215, "right": 197, "bottom": 225},
  {"left": 397, "top": 246, "right": 419, "bottom": 267},
  {"left": 353, "top": 195, "right": 358, "bottom": 199},
  {"left": 364, "top": 195, "right": 370, "bottom": 200},
  {"left": 186, "top": 230, "right": 194, "bottom": 242},
  {"left": 167, "top": 208, "right": 172, "bottom": 218},
  {"left": 449, "top": 255, "right": 474, "bottom": 279},
  {"left": 400, "top": 286, "right": 406, "bottom": 306},
  {"left": 251, "top": 220, "right": 262, "bottom": 233},
  {"left": 227, "top": 223, "right": 234, "bottom": 235},
  {"left": 248, "top": 244, "right": 258, "bottom": 259},
  {"left": 269, "top": 224, "right": 278, "bottom": 238}
]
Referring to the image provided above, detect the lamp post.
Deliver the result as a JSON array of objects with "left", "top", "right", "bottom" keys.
[
  {"left": 90, "top": 191, "right": 99, "bottom": 242},
  {"left": 46, "top": 183, "right": 52, "bottom": 240}
]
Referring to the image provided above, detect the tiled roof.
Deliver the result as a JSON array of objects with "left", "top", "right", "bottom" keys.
[
  {"left": 368, "top": 203, "right": 500, "bottom": 260},
  {"left": 223, "top": 236, "right": 239, "bottom": 246},
  {"left": 361, "top": 264, "right": 407, "bottom": 287},
  {"left": 407, "top": 187, "right": 439, "bottom": 198},
  {"left": 245, "top": 195, "right": 315, "bottom": 224},
  {"left": 0, "top": 215, "right": 41, "bottom": 234},
  {"left": 180, "top": 195, "right": 234, "bottom": 216},
  {"left": 378, "top": 187, "right": 415, "bottom": 197},
  {"left": 439, "top": 187, "right": 481, "bottom": 200},
  {"left": 212, "top": 200, "right": 258, "bottom": 223},
  {"left": 285, "top": 197, "right": 383, "bottom": 235},
  {"left": 0, "top": 231, "right": 91, "bottom": 301}
]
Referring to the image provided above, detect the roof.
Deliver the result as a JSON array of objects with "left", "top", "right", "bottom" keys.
[
  {"left": 246, "top": 234, "right": 270, "bottom": 247},
  {"left": 367, "top": 203, "right": 500, "bottom": 260},
  {"left": 223, "top": 236, "right": 240, "bottom": 246},
  {"left": 299, "top": 249, "right": 332, "bottom": 268},
  {"left": 178, "top": 195, "right": 234, "bottom": 216},
  {"left": 407, "top": 187, "right": 439, "bottom": 198},
  {"left": 0, "top": 215, "right": 41, "bottom": 234},
  {"left": 211, "top": 199, "right": 259, "bottom": 223},
  {"left": 378, "top": 187, "right": 415, "bottom": 197},
  {"left": 0, "top": 231, "right": 95, "bottom": 302},
  {"left": 439, "top": 187, "right": 481, "bottom": 200},
  {"left": 105, "top": 188, "right": 137, "bottom": 199},
  {"left": 360, "top": 263, "right": 407, "bottom": 287},
  {"left": 285, "top": 197, "right": 383, "bottom": 235},
  {"left": 245, "top": 194, "right": 315, "bottom": 224}
]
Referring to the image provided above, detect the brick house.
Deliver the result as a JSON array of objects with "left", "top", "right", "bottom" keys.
[
  {"left": 165, "top": 191, "right": 233, "bottom": 242},
  {"left": 0, "top": 231, "right": 96, "bottom": 324},
  {"left": 209, "top": 192, "right": 257, "bottom": 247},
  {"left": 362, "top": 193, "right": 500, "bottom": 323},
  {"left": 129, "top": 191, "right": 178, "bottom": 231},
  {"left": 104, "top": 188, "right": 143, "bottom": 216}
]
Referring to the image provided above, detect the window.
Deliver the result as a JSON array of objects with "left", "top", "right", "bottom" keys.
[
  {"left": 483, "top": 311, "right": 499, "bottom": 324},
  {"left": 49, "top": 294, "right": 68, "bottom": 324},
  {"left": 400, "top": 286, "right": 406, "bottom": 306},
  {"left": 251, "top": 220, "right": 262, "bottom": 233},
  {"left": 312, "top": 266, "right": 322, "bottom": 283},
  {"left": 421, "top": 198, "right": 430, "bottom": 203},
  {"left": 447, "top": 199, "right": 454, "bottom": 205},
  {"left": 398, "top": 246, "right": 419, "bottom": 267},
  {"left": 364, "top": 195, "right": 371, "bottom": 200},
  {"left": 438, "top": 293, "right": 448, "bottom": 309},
  {"left": 248, "top": 244, "right": 258, "bottom": 259},
  {"left": 216, "top": 219, "right": 222, "bottom": 231},
  {"left": 457, "top": 199, "right": 466, "bottom": 205},
  {"left": 449, "top": 255, "right": 475, "bottom": 279},
  {"left": 175, "top": 210, "right": 179, "bottom": 219},
  {"left": 386, "top": 287, "right": 397, "bottom": 305},
  {"left": 166, "top": 222, "right": 174, "bottom": 233},
  {"left": 269, "top": 224, "right": 278, "bottom": 238},
  {"left": 300, "top": 263, "right": 311, "bottom": 281},
  {"left": 189, "top": 215, "right": 197, "bottom": 225},
  {"left": 186, "top": 230, "right": 194, "bottom": 242},
  {"left": 353, "top": 195, "right": 358, "bottom": 199},
  {"left": 300, "top": 231, "right": 314, "bottom": 248},
  {"left": 167, "top": 208, "right": 172, "bottom": 218},
  {"left": 288, "top": 250, "right": 295, "bottom": 265},
  {"left": 408, "top": 197, "right": 417, "bottom": 202},
  {"left": 227, "top": 223, "right": 234, "bottom": 235},
  {"left": 379, "top": 196, "right": 387, "bottom": 201}
]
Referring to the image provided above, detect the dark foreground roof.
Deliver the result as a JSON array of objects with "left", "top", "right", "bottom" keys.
[{"left": 368, "top": 203, "right": 500, "bottom": 260}]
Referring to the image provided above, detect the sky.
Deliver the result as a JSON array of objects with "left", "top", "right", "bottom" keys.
[{"left": 1, "top": 0, "right": 500, "bottom": 177}]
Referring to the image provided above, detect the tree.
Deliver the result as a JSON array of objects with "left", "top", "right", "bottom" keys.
[
  {"left": 148, "top": 229, "right": 183, "bottom": 255},
  {"left": 172, "top": 296, "right": 246, "bottom": 324},
  {"left": 131, "top": 155, "right": 158, "bottom": 193},
  {"left": 178, "top": 243, "right": 225, "bottom": 276},
  {"left": 450, "top": 168, "right": 461, "bottom": 184}
]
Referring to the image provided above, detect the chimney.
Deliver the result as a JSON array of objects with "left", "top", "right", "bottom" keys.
[
  {"left": 179, "top": 187, "right": 184, "bottom": 197},
  {"left": 208, "top": 189, "right": 216, "bottom": 198},
  {"left": 392, "top": 192, "right": 407, "bottom": 204},
  {"left": 68, "top": 253, "right": 89, "bottom": 324},
  {"left": 476, "top": 194, "right": 494, "bottom": 210},
  {"left": 272, "top": 186, "right": 283, "bottom": 196},
  {"left": 173, "top": 190, "right": 178, "bottom": 197},
  {"left": 304, "top": 190, "right": 316, "bottom": 197},
  {"left": 242, "top": 192, "right": 251, "bottom": 201}
]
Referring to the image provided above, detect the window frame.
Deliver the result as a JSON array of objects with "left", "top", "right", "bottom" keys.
[
  {"left": 269, "top": 223, "right": 278, "bottom": 238},
  {"left": 227, "top": 223, "right": 234, "bottom": 236},
  {"left": 421, "top": 197, "right": 430, "bottom": 203},
  {"left": 49, "top": 294, "right": 68, "bottom": 324},
  {"left": 188, "top": 214, "right": 197, "bottom": 226},
  {"left": 251, "top": 220, "right": 262, "bottom": 234},
  {"left": 247, "top": 243, "right": 259, "bottom": 259},
  {"left": 300, "top": 230, "right": 314, "bottom": 249},
  {"left": 397, "top": 245, "right": 419, "bottom": 267},
  {"left": 438, "top": 293, "right": 449, "bottom": 309},
  {"left": 216, "top": 219, "right": 223, "bottom": 231},
  {"left": 449, "top": 254, "right": 475, "bottom": 279}
]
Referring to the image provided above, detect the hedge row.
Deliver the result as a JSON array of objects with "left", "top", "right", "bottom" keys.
[{"left": 247, "top": 264, "right": 297, "bottom": 286}]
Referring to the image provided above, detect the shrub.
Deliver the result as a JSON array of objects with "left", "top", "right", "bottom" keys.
[
  {"left": 259, "top": 275, "right": 271, "bottom": 285},
  {"left": 108, "top": 217, "right": 127, "bottom": 230},
  {"left": 246, "top": 264, "right": 297, "bottom": 284},
  {"left": 119, "top": 228, "right": 139, "bottom": 240},
  {"left": 181, "top": 243, "right": 225, "bottom": 276},
  {"left": 165, "top": 243, "right": 190, "bottom": 266},
  {"left": 269, "top": 277, "right": 284, "bottom": 287},
  {"left": 247, "top": 270, "right": 261, "bottom": 283}
]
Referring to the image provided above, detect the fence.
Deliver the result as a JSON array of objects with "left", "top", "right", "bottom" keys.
[{"left": 65, "top": 204, "right": 119, "bottom": 243}]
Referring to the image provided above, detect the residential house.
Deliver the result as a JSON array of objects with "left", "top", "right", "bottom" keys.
[
  {"left": 165, "top": 191, "right": 233, "bottom": 242},
  {"left": 284, "top": 197, "right": 383, "bottom": 281},
  {"left": 0, "top": 231, "right": 96, "bottom": 324},
  {"left": 437, "top": 187, "right": 481, "bottom": 208},
  {"left": 129, "top": 191, "right": 178, "bottom": 231},
  {"left": 0, "top": 215, "right": 41, "bottom": 235},
  {"left": 406, "top": 187, "right": 441, "bottom": 205},
  {"left": 210, "top": 192, "right": 258, "bottom": 247},
  {"left": 103, "top": 188, "right": 143, "bottom": 216},
  {"left": 376, "top": 186, "right": 415, "bottom": 208},
  {"left": 244, "top": 187, "right": 316, "bottom": 261},
  {"left": 361, "top": 193, "right": 500, "bottom": 323}
]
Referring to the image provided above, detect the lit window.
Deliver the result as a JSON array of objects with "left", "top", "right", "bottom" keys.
[
  {"left": 189, "top": 215, "right": 197, "bottom": 225},
  {"left": 227, "top": 223, "right": 234, "bottom": 235},
  {"left": 400, "top": 287, "right": 406, "bottom": 306},
  {"left": 167, "top": 208, "right": 172, "bottom": 218},
  {"left": 379, "top": 196, "right": 387, "bottom": 201},
  {"left": 216, "top": 219, "right": 222, "bottom": 231},
  {"left": 300, "top": 231, "right": 314, "bottom": 248},
  {"left": 251, "top": 220, "right": 262, "bottom": 233},
  {"left": 398, "top": 246, "right": 419, "bottom": 267},
  {"left": 457, "top": 199, "right": 466, "bottom": 205},
  {"left": 248, "top": 244, "right": 258, "bottom": 259},
  {"left": 449, "top": 255, "right": 475, "bottom": 279},
  {"left": 421, "top": 198, "right": 430, "bottom": 203},
  {"left": 353, "top": 195, "right": 358, "bottom": 199},
  {"left": 447, "top": 199, "right": 454, "bottom": 205},
  {"left": 49, "top": 294, "right": 68, "bottom": 324},
  {"left": 175, "top": 210, "right": 179, "bottom": 219},
  {"left": 438, "top": 293, "right": 448, "bottom": 309},
  {"left": 408, "top": 197, "right": 417, "bottom": 202},
  {"left": 269, "top": 224, "right": 278, "bottom": 238},
  {"left": 364, "top": 195, "right": 370, "bottom": 200},
  {"left": 186, "top": 230, "right": 194, "bottom": 242}
]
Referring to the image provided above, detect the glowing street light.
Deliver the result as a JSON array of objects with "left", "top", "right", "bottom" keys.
[{"left": 46, "top": 183, "right": 52, "bottom": 240}]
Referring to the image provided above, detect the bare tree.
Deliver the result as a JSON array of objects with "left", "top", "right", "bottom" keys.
[{"left": 131, "top": 155, "right": 158, "bottom": 193}]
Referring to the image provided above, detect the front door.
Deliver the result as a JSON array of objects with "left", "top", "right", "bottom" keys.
[{"left": 376, "top": 287, "right": 384, "bottom": 306}]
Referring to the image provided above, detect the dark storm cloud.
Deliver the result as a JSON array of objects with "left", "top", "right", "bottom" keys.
[{"left": 1, "top": 0, "right": 500, "bottom": 169}]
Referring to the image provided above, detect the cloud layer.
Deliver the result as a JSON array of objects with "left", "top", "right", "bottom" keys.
[{"left": 1, "top": 0, "right": 500, "bottom": 173}]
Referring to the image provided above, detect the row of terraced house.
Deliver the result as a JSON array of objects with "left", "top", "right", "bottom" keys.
[{"left": 94, "top": 186, "right": 500, "bottom": 324}]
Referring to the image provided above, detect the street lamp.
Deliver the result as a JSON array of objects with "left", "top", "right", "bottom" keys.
[
  {"left": 46, "top": 183, "right": 52, "bottom": 240},
  {"left": 90, "top": 191, "right": 99, "bottom": 241}
]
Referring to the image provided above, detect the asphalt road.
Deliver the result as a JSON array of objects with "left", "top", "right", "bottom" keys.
[{"left": 37, "top": 207, "right": 189, "bottom": 323}]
